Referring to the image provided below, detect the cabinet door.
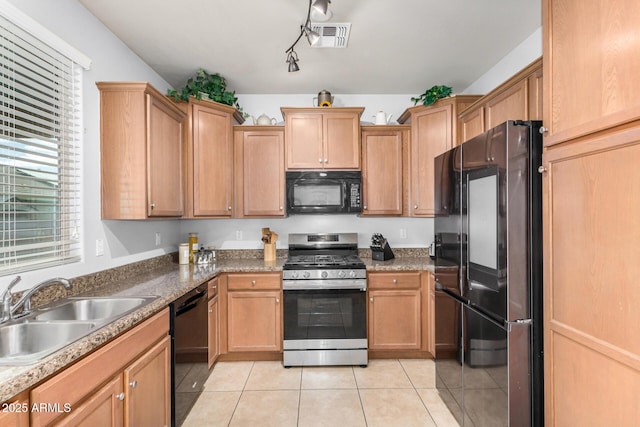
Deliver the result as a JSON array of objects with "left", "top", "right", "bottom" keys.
[
  {"left": 192, "top": 103, "right": 233, "bottom": 216},
  {"left": 361, "top": 129, "right": 403, "bottom": 215},
  {"left": 227, "top": 291, "right": 282, "bottom": 352},
  {"left": 208, "top": 295, "right": 219, "bottom": 368},
  {"left": 543, "top": 0, "right": 640, "bottom": 146},
  {"left": 459, "top": 105, "right": 485, "bottom": 144},
  {"left": 411, "top": 104, "right": 452, "bottom": 216},
  {"left": 323, "top": 113, "right": 360, "bottom": 169},
  {"left": 54, "top": 375, "right": 124, "bottom": 427},
  {"left": 368, "top": 289, "right": 421, "bottom": 350},
  {"left": 285, "top": 113, "right": 324, "bottom": 169},
  {"left": 146, "top": 93, "right": 184, "bottom": 217},
  {"left": 0, "top": 392, "right": 29, "bottom": 427},
  {"left": 123, "top": 336, "right": 171, "bottom": 427},
  {"left": 485, "top": 78, "right": 528, "bottom": 130},
  {"left": 234, "top": 129, "right": 285, "bottom": 217}
]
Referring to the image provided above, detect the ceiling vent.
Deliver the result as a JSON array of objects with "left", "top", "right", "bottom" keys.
[{"left": 309, "top": 23, "right": 351, "bottom": 48}]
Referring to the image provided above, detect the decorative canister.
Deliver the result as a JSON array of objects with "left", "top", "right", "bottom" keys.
[{"left": 179, "top": 243, "right": 190, "bottom": 265}]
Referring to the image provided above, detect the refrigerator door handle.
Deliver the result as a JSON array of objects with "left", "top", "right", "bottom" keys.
[{"left": 504, "top": 318, "right": 532, "bottom": 331}]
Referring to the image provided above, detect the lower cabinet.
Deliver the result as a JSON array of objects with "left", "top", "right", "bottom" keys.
[
  {"left": 222, "top": 273, "right": 282, "bottom": 354},
  {"left": 30, "top": 309, "right": 170, "bottom": 427},
  {"left": 367, "top": 272, "right": 429, "bottom": 355},
  {"left": 0, "top": 391, "right": 29, "bottom": 427}
]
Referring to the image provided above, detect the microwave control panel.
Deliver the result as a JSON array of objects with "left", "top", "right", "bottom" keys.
[{"left": 350, "top": 183, "right": 361, "bottom": 208}]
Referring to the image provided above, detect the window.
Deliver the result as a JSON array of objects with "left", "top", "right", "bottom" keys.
[{"left": 0, "top": 7, "right": 88, "bottom": 274}]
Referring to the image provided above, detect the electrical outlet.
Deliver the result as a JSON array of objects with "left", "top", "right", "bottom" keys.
[
  {"left": 95, "top": 239, "right": 104, "bottom": 256},
  {"left": 155, "top": 232, "right": 161, "bottom": 246},
  {"left": 400, "top": 228, "right": 407, "bottom": 239},
  {"left": 236, "top": 230, "right": 243, "bottom": 240}
]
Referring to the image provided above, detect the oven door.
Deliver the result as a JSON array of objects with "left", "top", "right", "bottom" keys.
[{"left": 283, "top": 288, "right": 367, "bottom": 349}]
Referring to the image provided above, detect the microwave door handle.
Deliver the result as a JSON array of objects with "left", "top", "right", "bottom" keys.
[{"left": 342, "top": 182, "right": 348, "bottom": 209}]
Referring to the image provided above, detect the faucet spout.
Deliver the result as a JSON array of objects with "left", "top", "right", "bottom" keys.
[
  {"left": 1, "top": 276, "right": 21, "bottom": 323},
  {"left": 11, "top": 277, "right": 72, "bottom": 318}
]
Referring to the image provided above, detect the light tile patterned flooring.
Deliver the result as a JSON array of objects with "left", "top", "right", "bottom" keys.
[{"left": 183, "top": 359, "right": 459, "bottom": 427}]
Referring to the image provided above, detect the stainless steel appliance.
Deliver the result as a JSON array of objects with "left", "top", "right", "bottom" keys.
[
  {"left": 433, "top": 121, "right": 543, "bottom": 426},
  {"left": 170, "top": 284, "right": 209, "bottom": 427},
  {"left": 285, "top": 171, "right": 362, "bottom": 214},
  {"left": 282, "top": 232, "right": 367, "bottom": 367}
]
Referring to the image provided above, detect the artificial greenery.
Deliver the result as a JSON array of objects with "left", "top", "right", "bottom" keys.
[
  {"left": 411, "top": 85, "right": 453, "bottom": 106},
  {"left": 167, "top": 68, "right": 243, "bottom": 113}
]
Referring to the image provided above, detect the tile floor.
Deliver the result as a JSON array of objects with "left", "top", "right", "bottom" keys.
[{"left": 183, "top": 359, "right": 459, "bottom": 427}]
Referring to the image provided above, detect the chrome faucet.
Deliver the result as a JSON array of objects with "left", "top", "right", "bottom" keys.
[
  {"left": 0, "top": 276, "right": 22, "bottom": 323},
  {"left": 10, "top": 277, "right": 72, "bottom": 319}
]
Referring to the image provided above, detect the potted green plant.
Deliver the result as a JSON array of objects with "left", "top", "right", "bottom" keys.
[
  {"left": 411, "top": 85, "right": 453, "bottom": 106},
  {"left": 167, "top": 68, "right": 245, "bottom": 115}
]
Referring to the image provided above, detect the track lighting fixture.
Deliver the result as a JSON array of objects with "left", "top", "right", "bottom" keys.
[{"left": 285, "top": 0, "right": 331, "bottom": 72}]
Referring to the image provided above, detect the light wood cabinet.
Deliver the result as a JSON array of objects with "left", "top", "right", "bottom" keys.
[
  {"left": 281, "top": 107, "right": 364, "bottom": 170},
  {"left": 97, "top": 82, "right": 185, "bottom": 219},
  {"left": 459, "top": 58, "right": 543, "bottom": 143},
  {"left": 177, "top": 98, "right": 244, "bottom": 218},
  {"left": 224, "top": 273, "right": 282, "bottom": 353},
  {"left": 208, "top": 277, "right": 220, "bottom": 368},
  {"left": 233, "top": 127, "right": 286, "bottom": 217},
  {"left": 0, "top": 391, "right": 29, "bottom": 427},
  {"left": 360, "top": 126, "right": 410, "bottom": 216},
  {"left": 30, "top": 309, "right": 170, "bottom": 427},
  {"left": 398, "top": 96, "right": 481, "bottom": 217},
  {"left": 367, "top": 272, "right": 429, "bottom": 353},
  {"left": 542, "top": 2, "right": 640, "bottom": 425}
]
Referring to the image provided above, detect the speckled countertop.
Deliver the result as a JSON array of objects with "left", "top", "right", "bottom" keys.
[{"left": 0, "top": 253, "right": 433, "bottom": 402}]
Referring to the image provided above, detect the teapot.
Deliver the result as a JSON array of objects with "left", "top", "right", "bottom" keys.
[
  {"left": 373, "top": 110, "right": 393, "bottom": 125},
  {"left": 252, "top": 114, "right": 277, "bottom": 125}
]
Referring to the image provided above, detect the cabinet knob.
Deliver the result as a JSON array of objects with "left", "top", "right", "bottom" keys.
[
  {"left": 393, "top": 279, "right": 398, "bottom": 284},
  {"left": 370, "top": 297, "right": 374, "bottom": 302},
  {"left": 116, "top": 392, "right": 125, "bottom": 401},
  {"left": 228, "top": 206, "right": 232, "bottom": 211},
  {"left": 251, "top": 280, "right": 256, "bottom": 285},
  {"left": 538, "top": 165, "right": 547, "bottom": 174},
  {"left": 319, "top": 158, "right": 323, "bottom": 163},
  {"left": 211, "top": 285, "right": 217, "bottom": 290},
  {"left": 150, "top": 203, "right": 155, "bottom": 210},
  {"left": 276, "top": 298, "right": 280, "bottom": 304},
  {"left": 363, "top": 205, "right": 367, "bottom": 210},
  {"left": 129, "top": 380, "right": 137, "bottom": 388},
  {"left": 324, "top": 159, "right": 328, "bottom": 163},
  {"left": 539, "top": 126, "right": 548, "bottom": 134},
  {"left": 209, "top": 309, "right": 213, "bottom": 313}
]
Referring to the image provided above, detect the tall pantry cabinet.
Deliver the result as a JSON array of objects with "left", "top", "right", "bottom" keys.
[{"left": 542, "top": 1, "right": 640, "bottom": 425}]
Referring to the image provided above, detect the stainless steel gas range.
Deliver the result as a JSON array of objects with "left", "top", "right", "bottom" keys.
[{"left": 282, "top": 233, "right": 368, "bottom": 367}]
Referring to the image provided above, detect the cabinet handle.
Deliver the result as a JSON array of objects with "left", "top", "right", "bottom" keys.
[
  {"left": 129, "top": 380, "right": 137, "bottom": 388},
  {"left": 116, "top": 392, "right": 125, "bottom": 401}
]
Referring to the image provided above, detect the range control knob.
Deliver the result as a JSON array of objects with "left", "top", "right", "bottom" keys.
[
  {"left": 349, "top": 271, "right": 357, "bottom": 278},
  {"left": 303, "top": 271, "right": 311, "bottom": 279},
  {"left": 321, "top": 271, "right": 328, "bottom": 278},
  {"left": 338, "top": 270, "right": 346, "bottom": 278},
  {"left": 291, "top": 271, "right": 299, "bottom": 279}
]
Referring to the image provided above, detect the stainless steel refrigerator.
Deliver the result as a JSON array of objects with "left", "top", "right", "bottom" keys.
[{"left": 433, "top": 120, "right": 543, "bottom": 427}]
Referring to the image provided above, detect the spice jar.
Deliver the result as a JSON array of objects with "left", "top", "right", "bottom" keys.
[{"left": 188, "top": 233, "right": 198, "bottom": 263}]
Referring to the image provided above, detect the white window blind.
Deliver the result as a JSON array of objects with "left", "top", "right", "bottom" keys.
[{"left": 0, "top": 14, "right": 82, "bottom": 274}]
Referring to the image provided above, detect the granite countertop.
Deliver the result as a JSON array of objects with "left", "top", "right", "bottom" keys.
[{"left": 0, "top": 254, "right": 432, "bottom": 402}]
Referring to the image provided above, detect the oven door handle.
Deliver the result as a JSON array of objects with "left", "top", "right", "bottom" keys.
[
  {"left": 283, "top": 279, "right": 367, "bottom": 291},
  {"left": 175, "top": 290, "right": 206, "bottom": 316}
]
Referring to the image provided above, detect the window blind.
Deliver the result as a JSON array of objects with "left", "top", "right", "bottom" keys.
[{"left": 0, "top": 14, "right": 82, "bottom": 274}]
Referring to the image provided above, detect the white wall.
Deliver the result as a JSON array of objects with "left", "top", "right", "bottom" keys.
[{"left": 2, "top": 0, "right": 181, "bottom": 291}]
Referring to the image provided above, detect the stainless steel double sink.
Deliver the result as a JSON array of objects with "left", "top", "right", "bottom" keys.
[{"left": 0, "top": 296, "right": 158, "bottom": 365}]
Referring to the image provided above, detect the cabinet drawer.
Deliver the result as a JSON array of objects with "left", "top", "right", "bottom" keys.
[
  {"left": 208, "top": 277, "right": 219, "bottom": 299},
  {"left": 227, "top": 273, "right": 281, "bottom": 290},
  {"left": 367, "top": 272, "right": 421, "bottom": 289}
]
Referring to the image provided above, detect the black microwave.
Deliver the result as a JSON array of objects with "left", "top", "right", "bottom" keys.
[{"left": 285, "top": 171, "right": 362, "bottom": 214}]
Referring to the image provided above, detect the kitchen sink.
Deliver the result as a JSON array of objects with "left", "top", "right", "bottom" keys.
[
  {"left": 0, "top": 321, "right": 96, "bottom": 365},
  {"left": 33, "top": 297, "right": 156, "bottom": 322},
  {"left": 0, "top": 295, "right": 159, "bottom": 365}
]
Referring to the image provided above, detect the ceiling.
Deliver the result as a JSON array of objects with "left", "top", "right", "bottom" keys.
[{"left": 78, "top": 0, "right": 541, "bottom": 95}]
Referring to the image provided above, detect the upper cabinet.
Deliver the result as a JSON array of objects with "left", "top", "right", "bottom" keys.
[
  {"left": 97, "top": 82, "right": 186, "bottom": 219},
  {"left": 175, "top": 98, "right": 244, "bottom": 218},
  {"left": 459, "top": 58, "right": 543, "bottom": 143},
  {"left": 360, "top": 125, "right": 410, "bottom": 216},
  {"left": 281, "top": 107, "right": 364, "bottom": 170},
  {"left": 233, "top": 126, "right": 286, "bottom": 217},
  {"left": 398, "top": 96, "right": 481, "bottom": 217}
]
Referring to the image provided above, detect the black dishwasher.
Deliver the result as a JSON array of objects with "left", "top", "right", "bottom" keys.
[{"left": 170, "top": 283, "right": 209, "bottom": 427}]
